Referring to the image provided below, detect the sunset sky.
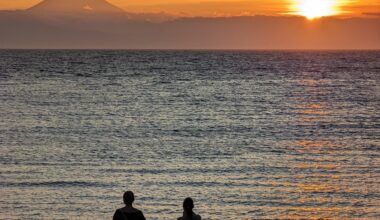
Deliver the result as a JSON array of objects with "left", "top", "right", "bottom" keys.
[
  {"left": 1, "top": 0, "right": 379, "bottom": 49},
  {"left": 1, "top": 0, "right": 379, "bottom": 17}
]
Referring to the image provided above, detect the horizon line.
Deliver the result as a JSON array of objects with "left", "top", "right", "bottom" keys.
[{"left": 1, "top": 48, "right": 380, "bottom": 51}]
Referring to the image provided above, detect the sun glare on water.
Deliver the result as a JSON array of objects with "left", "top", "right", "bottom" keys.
[{"left": 294, "top": 0, "right": 340, "bottom": 20}]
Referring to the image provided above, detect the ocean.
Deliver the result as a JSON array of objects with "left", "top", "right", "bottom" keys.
[{"left": 0, "top": 50, "right": 379, "bottom": 219}]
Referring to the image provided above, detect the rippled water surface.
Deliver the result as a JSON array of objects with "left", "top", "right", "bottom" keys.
[{"left": 0, "top": 50, "right": 379, "bottom": 219}]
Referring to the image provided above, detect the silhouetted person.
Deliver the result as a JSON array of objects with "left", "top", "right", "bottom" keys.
[
  {"left": 113, "top": 191, "right": 146, "bottom": 220},
  {"left": 178, "top": 197, "right": 201, "bottom": 220}
]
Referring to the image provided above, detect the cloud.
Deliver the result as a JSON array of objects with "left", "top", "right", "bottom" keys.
[{"left": 362, "top": 12, "right": 380, "bottom": 17}]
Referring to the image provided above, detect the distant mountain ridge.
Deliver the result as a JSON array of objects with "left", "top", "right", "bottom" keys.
[
  {"left": 28, "top": 0, "right": 125, "bottom": 15},
  {"left": 25, "top": 0, "right": 174, "bottom": 22}
]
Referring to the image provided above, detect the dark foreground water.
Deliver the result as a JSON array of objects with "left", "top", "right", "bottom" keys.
[{"left": 0, "top": 50, "right": 379, "bottom": 219}]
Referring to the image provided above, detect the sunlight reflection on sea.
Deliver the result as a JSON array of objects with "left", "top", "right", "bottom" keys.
[{"left": 0, "top": 50, "right": 379, "bottom": 219}]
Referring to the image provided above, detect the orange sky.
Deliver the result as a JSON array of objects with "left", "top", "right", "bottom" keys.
[{"left": 0, "top": 0, "right": 379, "bottom": 17}]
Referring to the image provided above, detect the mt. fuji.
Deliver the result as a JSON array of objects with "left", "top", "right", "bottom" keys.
[{"left": 28, "top": 0, "right": 125, "bottom": 15}]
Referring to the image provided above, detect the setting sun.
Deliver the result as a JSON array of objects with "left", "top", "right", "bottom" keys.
[{"left": 294, "top": 0, "right": 339, "bottom": 19}]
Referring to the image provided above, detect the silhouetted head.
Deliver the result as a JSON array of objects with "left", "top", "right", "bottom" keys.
[
  {"left": 123, "top": 191, "right": 135, "bottom": 205},
  {"left": 183, "top": 197, "right": 194, "bottom": 214}
]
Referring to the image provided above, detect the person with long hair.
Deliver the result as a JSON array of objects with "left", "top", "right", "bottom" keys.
[{"left": 177, "top": 197, "right": 201, "bottom": 220}]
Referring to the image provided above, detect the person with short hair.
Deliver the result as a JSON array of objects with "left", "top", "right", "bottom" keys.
[
  {"left": 113, "top": 191, "right": 146, "bottom": 220},
  {"left": 177, "top": 197, "right": 201, "bottom": 220}
]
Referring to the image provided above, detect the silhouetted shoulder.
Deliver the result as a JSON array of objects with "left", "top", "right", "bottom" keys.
[
  {"left": 113, "top": 208, "right": 145, "bottom": 220},
  {"left": 113, "top": 209, "right": 125, "bottom": 220},
  {"left": 177, "top": 214, "right": 201, "bottom": 220}
]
